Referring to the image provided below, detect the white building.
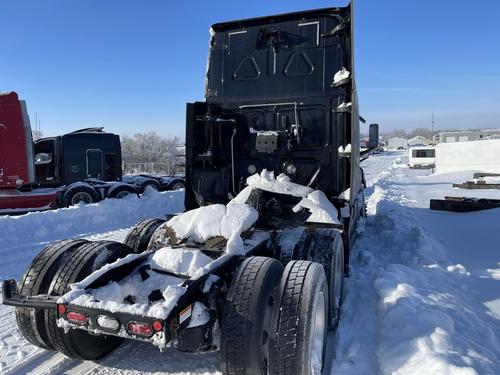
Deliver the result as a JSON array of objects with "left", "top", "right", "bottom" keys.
[
  {"left": 386, "top": 137, "right": 408, "bottom": 149},
  {"left": 408, "top": 136, "right": 431, "bottom": 147},
  {"left": 438, "top": 129, "right": 500, "bottom": 143},
  {"left": 435, "top": 139, "right": 500, "bottom": 173}
]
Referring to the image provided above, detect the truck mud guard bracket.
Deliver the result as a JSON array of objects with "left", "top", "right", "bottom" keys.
[{"left": 1, "top": 279, "right": 58, "bottom": 309}]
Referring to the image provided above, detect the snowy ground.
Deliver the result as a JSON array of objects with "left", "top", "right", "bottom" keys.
[
  {"left": 334, "top": 154, "right": 500, "bottom": 375},
  {"left": 0, "top": 151, "right": 499, "bottom": 374}
]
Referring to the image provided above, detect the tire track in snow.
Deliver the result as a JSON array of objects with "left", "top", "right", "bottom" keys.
[
  {"left": 331, "top": 155, "right": 403, "bottom": 375},
  {"left": 1, "top": 349, "right": 51, "bottom": 375}
]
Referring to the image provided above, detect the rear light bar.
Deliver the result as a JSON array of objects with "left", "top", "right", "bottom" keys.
[
  {"left": 66, "top": 311, "right": 88, "bottom": 325},
  {"left": 97, "top": 315, "right": 120, "bottom": 330},
  {"left": 128, "top": 322, "right": 153, "bottom": 337},
  {"left": 57, "top": 305, "right": 162, "bottom": 337}
]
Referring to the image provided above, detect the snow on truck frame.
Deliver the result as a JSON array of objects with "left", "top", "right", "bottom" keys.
[{"left": 2, "top": 2, "right": 379, "bottom": 374}]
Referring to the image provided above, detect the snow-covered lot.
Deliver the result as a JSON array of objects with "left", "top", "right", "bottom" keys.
[{"left": 1, "top": 151, "right": 499, "bottom": 374}]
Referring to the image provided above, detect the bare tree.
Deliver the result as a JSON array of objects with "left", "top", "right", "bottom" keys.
[
  {"left": 409, "top": 127, "right": 434, "bottom": 139},
  {"left": 389, "top": 129, "right": 409, "bottom": 138},
  {"left": 32, "top": 130, "right": 43, "bottom": 140},
  {"left": 121, "top": 131, "right": 182, "bottom": 174}
]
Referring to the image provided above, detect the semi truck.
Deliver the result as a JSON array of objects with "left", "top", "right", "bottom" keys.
[
  {"left": 0, "top": 92, "right": 184, "bottom": 214},
  {"left": 2, "top": 2, "right": 378, "bottom": 374}
]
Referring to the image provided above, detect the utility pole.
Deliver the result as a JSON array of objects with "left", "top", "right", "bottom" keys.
[{"left": 431, "top": 113, "right": 435, "bottom": 141}]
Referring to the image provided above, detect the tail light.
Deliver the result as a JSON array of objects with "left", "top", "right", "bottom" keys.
[
  {"left": 153, "top": 320, "right": 163, "bottom": 332},
  {"left": 128, "top": 322, "right": 152, "bottom": 337},
  {"left": 66, "top": 311, "right": 88, "bottom": 325},
  {"left": 57, "top": 304, "right": 67, "bottom": 315}
]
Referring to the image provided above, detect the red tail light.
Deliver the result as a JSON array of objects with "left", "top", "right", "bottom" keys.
[
  {"left": 66, "top": 311, "right": 88, "bottom": 325},
  {"left": 153, "top": 320, "right": 163, "bottom": 332},
  {"left": 57, "top": 304, "right": 67, "bottom": 315},
  {"left": 128, "top": 322, "right": 152, "bottom": 336}
]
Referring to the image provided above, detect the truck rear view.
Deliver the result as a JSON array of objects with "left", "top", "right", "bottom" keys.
[
  {"left": 186, "top": 4, "right": 360, "bottom": 212},
  {"left": 2, "top": 3, "right": 375, "bottom": 375}
]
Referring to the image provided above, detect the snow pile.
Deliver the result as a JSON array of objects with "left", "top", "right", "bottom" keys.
[
  {"left": 56, "top": 250, "right": 187, "bottom": 321},
  {"left": 61, "top": 269, "right": 186, "bottom": 321},
  {"left": 168, "top": 203, "right": 257, "bottom": 244},
  {"left": 151, "top": 248, "right": 213, "bottom": 277},
  {"left": 238, "top": 169, "right": 314, "bottom": 198},
  {"left": 236, "top": 170, "right": 340, "bottom": 224},
  {"left": 333, "top": 154, "right": 500, "bottom": 375},
  {"left": 167, "top": 202, "right": 258, "bottom": 255},
  {"left": 334, "top": 67, "right": 350, "bottom": 84},
  {"left": 337, "top": 102, "right": 352, "bottom": 110},
  {"left": 338, "top": 144, "right": 352, "bottom": 153},
  {"left": 167, "top": 169, "right": 341, "bottom": 252},
  {"left": 295, "top": 190, "right": 339, "bottom": 224},
  {"left": 249, "top": 127, "right": 279, "bottom": 135},
  {"left": 0, "top": 189, "right": 184, "bottom": 280},
  {"left": 435, "top": 139, "right": 500, "bottom": 174}
]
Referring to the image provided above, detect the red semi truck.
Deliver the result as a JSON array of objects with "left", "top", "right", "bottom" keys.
[
  {"left": 0, "top": 92, "right": 183, "bottom": 214},
  {"left": 0, "top": 91, "right": 60, "bottom": 212}
]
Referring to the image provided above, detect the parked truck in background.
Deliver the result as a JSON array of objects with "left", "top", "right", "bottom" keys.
[{"left": 0, "top": 91, "right": 184, "bottom": 214}]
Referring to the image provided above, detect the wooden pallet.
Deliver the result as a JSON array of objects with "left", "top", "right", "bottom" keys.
[
  {"left": 453, "top": 181, "right": 500, "bottom": 189},
  {"left": 430, "top": 196, "right": 500, "bottom": 212}
]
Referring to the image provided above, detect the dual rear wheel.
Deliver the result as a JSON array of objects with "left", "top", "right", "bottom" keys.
[
  {"left": 15, "top": 219, "right": 165, "bottom": 359},
  {"left": 15, "top": 222, "right": 344, "bottom": 371},
  {"left": 221, "top": 230, "right": 345, "bottom": 375},
  {"left": 15, "top": 240, "right": 134, "bottom": 360}
]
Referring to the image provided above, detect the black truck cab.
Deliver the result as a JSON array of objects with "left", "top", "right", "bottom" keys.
[
  {"left": 34, "top": 128, "right": 122, "bottom": 187},
  {"left": 185, "top": 4, "right": 376, "bottom": 244}
]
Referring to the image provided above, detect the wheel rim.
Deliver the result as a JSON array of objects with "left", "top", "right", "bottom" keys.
[
  {"left": 310, "top": 290, "right": 326, "bottom": 375},
  {"left": 261, "top": 294, "right": 274, "bottom": 370},
  {"left": 171, "top": 182, "right": 184, "bottom": 190},
  {"left": 71, "top": 192, "right": 93, "bottom": 205},
  {"left": 145, "top": 183, "right": 158, "bottom": 191},
  {"left": 115, "top": 190, "right": 131, "bottom": 199}
]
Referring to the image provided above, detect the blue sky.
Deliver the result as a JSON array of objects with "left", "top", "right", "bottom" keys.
[{"left": 1, "top": 0, "right": 499, "bottom": 138}]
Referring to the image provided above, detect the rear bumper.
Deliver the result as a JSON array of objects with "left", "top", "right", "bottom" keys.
[
  {"left": 2, "top": 277, "right": 214, "bottom": 352},
  {"left": 1, "top": 278, "right": 172, "bottom": 347}
]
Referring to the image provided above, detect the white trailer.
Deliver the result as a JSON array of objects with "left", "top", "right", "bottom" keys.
[{"left": 408, "top": 146, "right": 436, "bottom": 168}]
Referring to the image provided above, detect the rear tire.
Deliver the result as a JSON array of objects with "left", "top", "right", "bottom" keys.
[
  {"left": 107, "top": 185, "right": 138, "bottom": 199},
  {"left": 146, "top": 222, "right": 170, "bottom": 251},
  {"left": 63, "top": 185, "right": 99, "bottom": 206},
  {"left": 309, "top": 229, "right": 345, "bottom": 328},
  {"left": 270, "top": 261, "right": 328, "bottom": 375},
  {"left": 141, "top": 179, "right": 161, "bottom": 192},
  {"left": 15, "top": 240, "right": 88, "bottom": 350},
  {"left": 45, "top": 241, "right": 133, "bottom": 360},
  {"left": 221, "top": 257, "right": 284, "bottom": 375},
  {"left": 124, "top": 218, "right": 165, "bottom": 253},
  {"left": 168, "top": 179, "right": 185, "bottom": 190}
]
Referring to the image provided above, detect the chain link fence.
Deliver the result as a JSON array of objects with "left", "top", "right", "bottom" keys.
[{"left": 123, "top": 162, "right": 176, "bottom": 175}]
